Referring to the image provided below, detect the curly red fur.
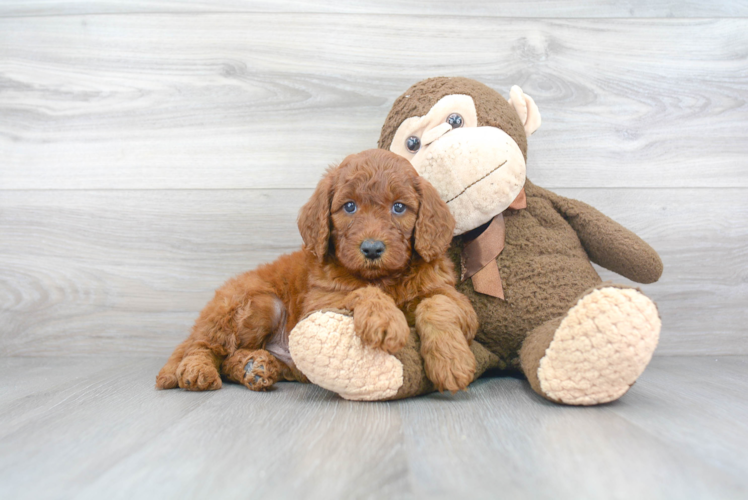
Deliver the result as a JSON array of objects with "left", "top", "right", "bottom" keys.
[{"left": 156, "top": 149, "right": 478, "bottom": 393}]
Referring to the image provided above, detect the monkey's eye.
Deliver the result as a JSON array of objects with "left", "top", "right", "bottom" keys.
[
  {"left": 406, "top": 136, "right": 421, "bottom": 153},
  {"left": 447, "top": 113, "right": 463, "bottom": 128},
  {"left": 392, "top": 202, "right": 406, "bottom": 215},
  {"left": 343, "top": 201, "right": 357, "bottom": 214}
]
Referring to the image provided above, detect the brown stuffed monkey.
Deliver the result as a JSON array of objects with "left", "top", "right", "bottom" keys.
[{"left": 289, "top": 77, "right": 663, "bottom": 405}]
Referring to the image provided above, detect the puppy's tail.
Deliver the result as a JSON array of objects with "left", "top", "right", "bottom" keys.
[{"left": 155, "top": 340, "right": 189, "bottom": 390}]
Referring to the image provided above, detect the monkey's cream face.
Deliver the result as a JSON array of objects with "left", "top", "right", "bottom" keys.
[{"left": 390, "top": 94, "right": 526, "bottom": 235}]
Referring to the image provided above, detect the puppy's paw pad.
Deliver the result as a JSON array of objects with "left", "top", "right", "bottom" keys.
[{"left": 242, "top": 351, "right": 280, "bottom": 391}]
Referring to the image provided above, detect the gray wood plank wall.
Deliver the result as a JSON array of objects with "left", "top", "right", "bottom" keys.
[{"left": 1, "top": 1, "right": 746, "bottom": 357}]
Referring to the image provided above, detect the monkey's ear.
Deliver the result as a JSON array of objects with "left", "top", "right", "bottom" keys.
[
  {"left": 508, "top": 85, "right": 541, "bottom": 136},
  {"left": 298, "top": 169, "right": 334, "bottom": 262},
  {"left": 414, "top": 176, "right": 455, "bottom": 262}
]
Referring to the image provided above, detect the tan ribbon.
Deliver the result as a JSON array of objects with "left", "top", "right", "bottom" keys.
[
  {"left": 460, "top": 188, "right": 527, "bottom": 299},
  {"left": 508, "top": 188, "right": 526, "bottom": 211}
]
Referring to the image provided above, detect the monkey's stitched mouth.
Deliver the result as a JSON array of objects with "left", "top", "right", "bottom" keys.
[{"left": 446, "top": 160, "right": 507, "bottom": 204}]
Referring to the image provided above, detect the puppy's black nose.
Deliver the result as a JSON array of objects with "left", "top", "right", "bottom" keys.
[{"left": 360, "top": 239, "right": 386, "bottom": 260}]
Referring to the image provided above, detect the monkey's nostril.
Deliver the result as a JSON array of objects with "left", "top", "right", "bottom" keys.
[{"left": 360, "top": 239, "right": 386, "bottom": 260}]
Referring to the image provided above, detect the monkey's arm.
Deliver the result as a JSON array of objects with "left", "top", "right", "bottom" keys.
[{"left": 526, "top": 180, "right": 663, "bottom": 284}]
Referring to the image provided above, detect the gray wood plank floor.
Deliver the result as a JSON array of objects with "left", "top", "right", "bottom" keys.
[{"left": 0, "top": 356, "right": 745, "bottom": 500}]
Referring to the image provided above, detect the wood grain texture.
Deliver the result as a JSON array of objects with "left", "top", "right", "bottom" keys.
[
  {"left": 1, "top": 0, "right": 746, "bottom": 18},
  {"left": 607, "top": 356, "right": 748, "bottom": 478},
  {"left": 1, "top": 187, "right": 745, "bottom": 357},
  {"left": 1, "top": 15, "right": 747, "bottom": 189},
  {"left": 0, "top": 356, "right": 745, "bottom": 499},
  {"left": 0, "top": 189, "right": 303, "bottom": 357}
]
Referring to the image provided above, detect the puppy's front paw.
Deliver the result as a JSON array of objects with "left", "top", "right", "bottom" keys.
[
  {"left": 423, "top": 336, "right": 476, "bottom": 393},
  {"left": 354, "top": 306, "right": 409, "bottom": 354},
  {"left": 176, "top": 357, "right": 222, "bottom": 391},
  {"left": 464, "top": 306, "right": 479, "bottom": 343}
]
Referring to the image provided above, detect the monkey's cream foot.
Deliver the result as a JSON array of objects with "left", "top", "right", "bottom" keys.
[
  {"left": 523, "top": 286, "right": 661, "bottom": 406},
  {"left": 289, "top": 310, "right": 499, "bottom": 401},
  {"left": 289, "top": 311, "right": 405, "bottom": 401}
]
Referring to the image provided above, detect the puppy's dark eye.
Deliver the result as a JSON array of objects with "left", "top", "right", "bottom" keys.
[
  {"left": 447, "top": 113, "right": 463, "bottom": 128},
  {"left": 406, "top": 136, "right": 421, "bottom": 153},
  {"left": 343, "top": 201, "right": 357, "bottom": 214},
  {"left": 392, "top": 202, "right": 406, "bottom": 215}
]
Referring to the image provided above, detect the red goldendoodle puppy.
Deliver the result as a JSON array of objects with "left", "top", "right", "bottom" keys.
[{"left": 156, "top": 149, "right": 478, "bottom": 393}]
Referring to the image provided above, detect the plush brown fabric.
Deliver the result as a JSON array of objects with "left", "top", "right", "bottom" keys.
[
  {"left": 376, "top": 77, "right": 663, "bottom": 402},
  {"left": 448, "top": 180, "right": 604, "bottom": 370},
  {"left": 518, "top": 316, "right": 564, "bottom": 400},
  {"left": 389, "top": 329, "right": 499, "bottom": 401},
  {"left": 542, "top": 189, "right": 664, "bottom": 284},
  {"left": 391, "top": 330, "right": 434, "bottom": 400},
  {"left": 448, "top": 179, "right": 664, "bottom": 371},
  {"left": 472, "top": 338, "right": 501, "bottom": 380}
]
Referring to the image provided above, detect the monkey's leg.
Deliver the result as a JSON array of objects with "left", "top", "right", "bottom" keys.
[
  {"left": 519, "top": 284, "right": 661, "bottom": 405},
  {"left": 289, "top": 310, "right": 497, "bottom": 401}
]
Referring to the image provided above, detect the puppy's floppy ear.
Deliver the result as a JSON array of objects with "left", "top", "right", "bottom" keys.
[
  {"left": 414, "top": 176, "right": 455, "bottom": 262},
  {"left": 298, "top": 168, "right": 334, "bottom": 262}
]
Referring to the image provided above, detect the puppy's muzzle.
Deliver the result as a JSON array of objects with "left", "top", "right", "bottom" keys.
[{"left": 360, "top": 239, "right": 386, "bottom": 260}]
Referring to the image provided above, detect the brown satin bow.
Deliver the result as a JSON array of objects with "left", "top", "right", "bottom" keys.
[{"left": 460, "top": 189, "right": 526, "bottom": 299}]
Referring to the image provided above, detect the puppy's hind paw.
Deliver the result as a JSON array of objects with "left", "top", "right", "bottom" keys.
[{"left": 242, "top": 350, "right": 281, "bottom": 391}]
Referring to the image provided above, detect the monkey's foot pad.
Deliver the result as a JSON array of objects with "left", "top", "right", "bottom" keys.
[
  {"left": 289, "top": 311, "right": 403, "bottom": 401},
  {"left": 538, "top": 287, "right": 661, "bottom": 405}
]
